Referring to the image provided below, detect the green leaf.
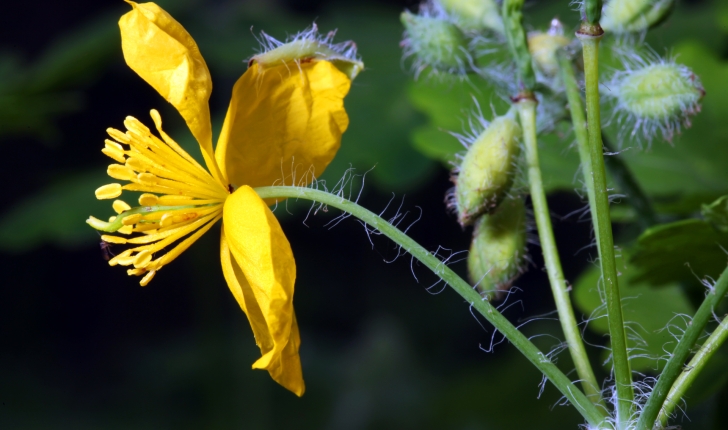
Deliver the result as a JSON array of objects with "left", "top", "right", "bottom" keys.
[
  {"left": 702, "top": 195, "right": 728, "bottom": 232},
  {"left": 0, "top": 170, "right": 111, "bottom": 252},
  {"left": 574, "top": 251, "right": 694, "bottom": 372},
  {"left": 631, "top": 219, "right": 728, "bottom": 286}
]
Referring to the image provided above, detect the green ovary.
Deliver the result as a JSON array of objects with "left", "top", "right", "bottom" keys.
[{"left": 618, "top": 64, "right": 702, "bottom": 120}]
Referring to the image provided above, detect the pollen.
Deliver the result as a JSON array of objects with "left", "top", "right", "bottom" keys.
[{"left": 88, "top": 110, "right": 228, "bottom": 286}]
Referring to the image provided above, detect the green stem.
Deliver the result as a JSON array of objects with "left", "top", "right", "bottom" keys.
[
  {"left": 254, "top": 185, "right": 609, "bottom": 427},
  {"left": 658, "top": 314, "right": 728, "bottom": 427},
  {"left": 601, "top": 134, "right": 657, "bottom": 229},
  {"left": 577, "top": 30, "right": 634, "bottom": 427},
  {"left": 516, "top": 98, "right": 604, "bottom": 407},
  {"left": 636, "top": 267, "right": 728, "bottom": 430}
]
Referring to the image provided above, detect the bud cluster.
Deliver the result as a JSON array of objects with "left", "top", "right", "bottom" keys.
[{"left": 447, "top": 107, "right": 529, "bottom": 299}]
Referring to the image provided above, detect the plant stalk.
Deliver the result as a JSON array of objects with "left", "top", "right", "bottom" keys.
[
  {"left": 516, "top": 97, "right": 603, "bottom": 407},
  {"left": 577, "top": 28, "right": 634, "bottom": 427},
  {"left": 657, "top": 314, "right": 728, "bottom": 426},
  {"left": 254, "top": 185, "right": 609, "bottom": 427},
  {"left": 636, "top": 267, "right": 728, "bottom": 430}
]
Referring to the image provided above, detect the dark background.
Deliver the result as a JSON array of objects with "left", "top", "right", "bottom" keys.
[{"left": 1, "top": 0, "right": 726, "bottom": 428}]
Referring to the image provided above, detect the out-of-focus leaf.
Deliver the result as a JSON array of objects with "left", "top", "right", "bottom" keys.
[
  {"left": 631, "top": 219, "right": 728, "bottom": 286},
  {"left": 0, "top": 12, "right": 119, "bottom": 142},
  {"left": 702, "top": 195, "right": 728, "bottom": 233},
  {"left": 0, "top": 171, "right": 110, "bottom": 252},
  {"left": 25, "top": 13, "right": 118, "bottom": 93},
  {"left": 574, "top": 251, "right": 694, "bottom": 372},
  {"left": 411, "top": 125, "right": 462, "bottom": 164}
]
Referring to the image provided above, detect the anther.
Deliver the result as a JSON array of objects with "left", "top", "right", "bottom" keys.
[
  {"left": 101, "top": 235, "right": 127, "bottom": 244},
  {"left": 160, "top": 212, "right": 198, "bottom": 228},
  {"left": 137, "top": 173, "right": 159, "bottom": 185},
  {"left": 95, "top": 183, "right": 122, "bottom": 200},
  {"left": 139, "top": 194, "right": 159, "bottom": 206},
  {"left": 140, "top": 270, "right": 156, "bottom": 287},
  {"left": 122, "top": 214, "right": 143, "bottom": 225},
  {"left": 107, "top": 128, "right": 131, "bottom": 144},
  {"left": 112, "top": 200, "right": 132, "bottom": 214},
  {"left": 108, "top": 164, "right": 137, "bottom": 181},
  {"left": 133, "top": 250, "right": 153, "bottom": 268}
]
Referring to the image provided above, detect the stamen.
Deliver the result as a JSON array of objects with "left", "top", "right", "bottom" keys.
[
  {"left": 140, "top": 270, "right": 156, "bottom": 287},
  {"left": 108, "top": 249, "right": 133, "bottom": 266},
  {"left": 160, "top": 212, "right": 198, "bottom": 228},
  {"left": 112, "top": 200, "right": 132, "bottom": 214},
  {"left": 121, "top": 214, "right": 143, "bottom": 225},
  {"left": 107, "top": 127, "right": 131, "bottom": 144},
  {"left": 107, "top": 164, "right": 137, "bottom": 181},
  {"left": 101, "top": 235, "right": 127, "bottom": 244},
  {"left": 118, "top": 226, "right": 134, "bottom": 235},
  {"left": 96, "top": 184, "right": 122, "bottom": 200},
  {"left": 133, "top": 250, "right": 153, "bottom": 268},
  {"left": 139, "top": 194, "right": 159, "bottom": 206}
]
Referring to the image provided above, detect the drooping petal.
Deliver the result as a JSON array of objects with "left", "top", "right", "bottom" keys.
[
  {"left": 220, "top": 186, "right": 304, "bottom": 396},
  {"left": 215, "top": 61, "right": 351, "bottom": 189},
  {"left": 119, "top": 1, "right": 224, "bottom": 184}
]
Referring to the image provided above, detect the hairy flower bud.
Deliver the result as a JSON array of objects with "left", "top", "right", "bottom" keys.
[
  {"left": 439, "top": 0, "right": 504, "bottom": 34},
  {"left": 451, "top": 109, "right": 522, "bottom": 225},
  {"left": 601, "top": 0, "right": 676, "bottom": 34},
  {"left": 401, "top": 5, "right": 473, "bottom": 76},
  {"left": 468, "top": 198, "right": 528, "bottom": 300},
  {"left": 528, "top": 27, "right": 570, "bottom": 77},
  {"left": 607, "top": 54, "right": 704, "bottom": 142}
]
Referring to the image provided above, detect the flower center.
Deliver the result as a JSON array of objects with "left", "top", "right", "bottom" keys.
[{"left": 87, "top": 110, "right": 228, "bottom": 286}]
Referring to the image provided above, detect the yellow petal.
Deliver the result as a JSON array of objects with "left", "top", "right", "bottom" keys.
[
  {"left": 119, "top": 2, "right": 223, "bottom": 183},
  {"left": 220, "top": 187, "right": 304, "bottom": 396},
  {"left": 216, "top": 61, "right": 351, "bottom": 190}
]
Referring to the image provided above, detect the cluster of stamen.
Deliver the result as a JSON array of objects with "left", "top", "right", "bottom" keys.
[{"left": 87, "top": 110, "right": 228, "bottom": 286}]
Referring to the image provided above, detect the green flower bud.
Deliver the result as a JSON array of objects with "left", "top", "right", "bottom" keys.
[
  {"left": 608, "top": 55, "right": 704, "bottom": 142},
  {"left": 468, "top": 198, "right": 528, "bottom": 300},
  {"left": 528, "top": 19, "right": 571, "bottom": 77},
  {"left": 601, "top": 0, "right": 676, "bottom": 34},
  {"left": 250, "top": 25, "right": 364, "bottom": 80},
  {"left": 439, "top": 0, "right": 504, "bottom": 34},
  {"left": 452, "top": 109, "right": 522, "bottom": 225},
  {"left": 401, "top": 6, "right": 472, "bottom": 75}
]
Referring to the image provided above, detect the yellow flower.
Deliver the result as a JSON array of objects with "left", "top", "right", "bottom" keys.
[{"left": 86, "top": 2, "right": 362, "bottom": 396}]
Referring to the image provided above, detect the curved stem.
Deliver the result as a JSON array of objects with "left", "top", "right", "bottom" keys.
[
  {"left": 516, "top": 98, "right": 603, "bottom": 406},
  {"left": 578, "top": 31, "right": 634, "bottom": 427},
  {"left": 254, "top": 185, "right": 609, "bottom": 427},
  {"left": 635, "top": 267, "right": 728, "bottom": 430},
  {"left": 658, "top": 314, "right": 728, "bottom": 426}
]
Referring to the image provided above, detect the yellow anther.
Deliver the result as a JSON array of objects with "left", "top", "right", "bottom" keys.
[
  {"left": 102, "top": 145, "right": 126, "bottom": 164},
  {"left": 101, "top": 235, "right": 127, "bottom": 244},
  {"left": 160, "top": 212, "right": 198, "bottom": 228},
  {"left": 108, "top": 216, "right": 117, "bottom": 222},
  {"left": 139, "top": 193, "right": 159, "bottom": 206},
  {"left": 95, "top": 183, "right": 122, "bottom": 200},
  {"left": 113, "top": 255, "right": 137, "bottom": 266},
  {"left": 86, "top": 216, "right": 111, "bottom": 231},
  {"left": 107, "top": 127, "right": 131, "bottom": 144},
  {"left": 140, "top": 270, "right": 156, "bottom": 287},
  {"left": 118, "top": 225, "right": 134, "bottom": 235},
  {"left": 108, "top": 164, "right": 137, "bottom": 181},
  {"left": 133, "top": 223, "right": 160, "bottom": 233},
  {"left": 127, "top": 267, "right": 146, "bottom": 276},
  {"left": 137, "top": 173, "right": 158, "bottom": 185},
  {"left": 112, "top": 199, "right": 132, "bottom": 214},
  {"left": 125, "top": 157, "right": 147, "bottom": 172},
  {"left": 122, "top": 213, "right": 143, "bottom": 225},
  {"left": 133, "top": 250, "right": 153, "bottom": 268},
  {"left": 109, "top": 249, "right": 133, "bottom": 266}
]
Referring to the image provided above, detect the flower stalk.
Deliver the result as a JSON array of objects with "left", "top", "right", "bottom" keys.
[
  {"left": 577, "top": 27, "right": 634, "bottom": 427},
  {"left": 658, "top": 314, "right": 728, "bottom": 427},
  {"left": 635, "top": 265, "right": 728, "bottom": 430},
  {"left": 254, "top": 185, "right": 609, "bottom": 427},
  {"left": 516, "top": 98, "right": 603, "bottom": 407}
]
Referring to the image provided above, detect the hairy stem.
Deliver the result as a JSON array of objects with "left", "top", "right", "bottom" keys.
[
  {"left": 636, "top": 267, "right": 728, "bottom": 430},
  {"left": 577, "top": 29, "right": 634, "bottom": 427},
  {"left": 254, "top": 185, "right": 609, "bottom": 427},
  {"left": 516, "top": 98, "right": 604, "bottom": 407},
  {"left": 657, "top": 314, "right": 728, "bottom": 426}
]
